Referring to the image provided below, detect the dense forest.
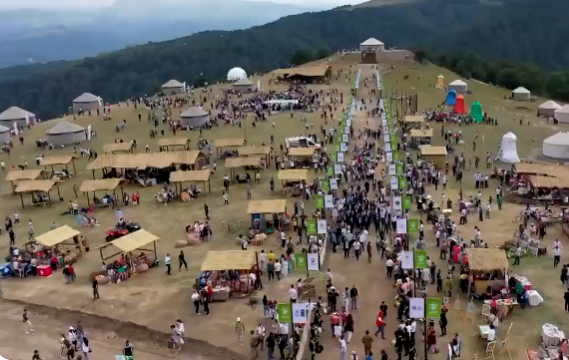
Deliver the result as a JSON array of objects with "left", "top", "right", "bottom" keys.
[{"left": 0, "top": 0, "right": 568, "bottom": 119}]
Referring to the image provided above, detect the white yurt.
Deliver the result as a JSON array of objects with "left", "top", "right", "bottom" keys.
[
  {"left": 496, "top": 132, "right": 520, "bottom": 163},
  {"left": 161, "top": 79, "right": 185, "bottom": 95},
  {"left": 233, "top": 78, "right": 254, "bottom": 93},
  {"left": 180, "top": 107, "right": 210, "bottom": 128},
  {"left": 448, "top": 80, "right": 468, "bottom": 95},
  {"left": 0, "top": 106, "right": 36, "bottom": 127},
  {"left": 538, "top": 100, "right": 561, "bottom": 117},
  {"left": 359, "top": 38, "right": 385, "bottom": 52},
  {"left": 73, "top": 93, "right": 102, "bottom": 114},
  {"left": 512, "top": 87, "right": 531, "bottom": 101},
  {"left": 555, "top": 105, "right": 569, "bottom": 123},
  {"left": 543, "top": 132, "right": 569, "bottom": 159},
  {"left": 46, "top": 121, "right": 87, "bottom": 146},
  {"left": 0, "top": 124, "right": 10, "bottom": 144},
  {"left": 227, "top": 67, "right": 248, "bottom": 81}
]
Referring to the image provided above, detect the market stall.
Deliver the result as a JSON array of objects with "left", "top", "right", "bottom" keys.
[
  {"left": 238, "top": 146, "right": 271, "bottom": 166},
  {"left": 169, "top": 169, "right": 212, "bottom": 198},
  {"left": 15, "top": 179, "right": 61, "bottom": 208},
  {"left": 214, "top": 138, "right": 245, "bottom": 158},
  {"left": 103, "top": 142, "right": 135, "bottom": 154},
  {"left": 40, "top": 155, "right": 77, "bottom": 178},
  {"left": 409, "top": 129, "right": 433, "bottom": 149},
  {"left": 33, "top": 225, "right": 83, "bottom": 265},
  {"left": 420, "top": 146, "right": 447, "bottom": 169},
  {"left": 199, "top": 250, "right": 259, "bottom": 301},
  {"left": 247, "top": 199, "right": 288, "bottom": 233},
  {"left": 225, "top": 156, "right": 263, "bottom": 183},
  {"left": 5, "top": 169, "right": 45, "bottom": 193},
  {"left": 278, "top": 169, "right": 310, "bottom": 197},
  {"left": 466, "top": 248, "right": 510, "bottom": 302},
  {"left": 157, "top": 138, "right": 190, "bottom": 151},
  {"left": 79, "top": 179, "right": 125, "bottom": 207},
  {"left": 287, "top": 148, "right": 316, "bottom": 168}
]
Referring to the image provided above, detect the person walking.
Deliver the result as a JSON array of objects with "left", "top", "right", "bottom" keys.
[
  {"left": 513, "top": 246, "right": 521, "bottom": 265},
  {"left": 123, "top": 340, "right": 134, "bottom": 359},
  {"left": 350, "top": 285, "right": 359, "bottom": 310},
  {"left": 23, "top": 308, "right": 34, "bottom": 333},
  {"left": 362, "top": 330, "right": 373, "bottom": 356},
  {"left": 32, "top": 350, "right": 42, "bottom": 360},
  {"left": 386, "top": 258, "right": 393, "bottom": 278},
  {"left": 191, "top": 290, "right": 201, "bottom": 314},
  {"left": 553, "top": 239, "right": 562, "bottom": 267},
  {"left": 374, "top": 310, "right": 385, "bottom": 339},
  {"left": 179, "top": 251, "right": 188, "bottom": 271},
  {"left": 564, "top": 288, "right": 569, "bottom": 312},
  {"left": 236, "top": 317, "right": 246, "bottom": 345},
  {"left": 339, "top": 335, "right": 347, "bottom": 360},
  {"left": 165, "top": 253, "right": 171, "bottom": 274},
  {"left": 92, "top": 277, "right": 100, "bottom": 300},
  {"left": 250, "top": 330, "right": 259, "bottom": 359},
  {"left": 81, "top": 337, "right": 91, "bottom": 360}
]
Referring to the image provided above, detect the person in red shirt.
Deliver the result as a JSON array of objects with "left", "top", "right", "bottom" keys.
[
  {"left": 68, "top": 264, "right": 76, "bottom": 283},
  {"left": 374, "top": 310, "right": 385, "bottom": 339}
]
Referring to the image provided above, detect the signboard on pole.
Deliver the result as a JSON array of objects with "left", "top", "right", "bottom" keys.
[
  {"left": 409, "top": 297, "right": 425, "bottom": 319},
  {"left": 426, "top": 298, "right": 442, "bottom": 318},
  {"left": 314, "top": 195, "right": 325, "bottom": 209},
  {"left": 277, "top": 303, "right": 292, "bottom": 322},
  {"left": 295, "top": 253, "right": 307, "bottom": 270},
  {"left": 399, "top": 176, "right": 408, "bottom": 189},
  {"left": 334, "top": 164, "right": 342, "bottom": 175},
  {"left": 320, "top": 179, "right": 330, "bottom": 192},
  {"left": 324, "top": 195, "right": 334, "bottom": 208},
  {"left": 329, "top": 178, "right": 338, "bottom": 190},
  {"left": 386, "top": 152, "right": 393, "bottom": 162},
  {"left": 403, "top": 195, "right": 412, "bottom": 210},
  {"left": 388, "top": 164, "right": 396, "bottom": 175},
  {"left": 407, "top": 219, "right": 419, "bottom": 233},
  {"left": 414, "top": 250, "right": 428, "bottom": 268},
  {"left": 306, "top": 219, "right": 317, "bottom": 235},
  {"left": 327, "top": 166, "right": 334, "bottom": 177},
  {"left": 392, "top": 196, "right": 402, "bottom": 211},
  {"left": 342, "top": 134, "right": 348, "bottom": 143},
  {"left": 390, "top": 177, "right": 399, "bottom": 190},
  {"left": 307, "top": 253, "right": 319, "bottom": 271},
  {"left": 400, "top": 251, "right": 413, "bottom": 269},
  {"left": 317, "top": 219, "right": 327, "bottom": 234},
  {"left": 396, "top": 164, "right": 404, "bottom": 175},
  {"left": 337, "top": 152, "right": 344, "bottom": 163},
  {"left": 292, "top": 303, "right": 308, "bottom": 324},
  {"left": 396, "top": 218, "right": 407, "bottom": 234}
]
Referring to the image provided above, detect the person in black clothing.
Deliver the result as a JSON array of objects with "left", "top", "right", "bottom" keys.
[
  {"left": 436, "top": 270, "right": 443, "bottom": 293},
  {"left": 9, "top": 228, "right": 15, "bottom": 246},
  {"left": 380, "top": 349, "right": 388, "bottom": 360},
  {"left": 278, "top": 334, "right": 287, "bottom": 360},
  {"left": 266, "top": 333, "right": 276, "bottom": 360},
  {"left": 123, "top": 340, "right": 134, "bottom": 359},
  {"left": 564, "top": 289, "right": 569, "bottom": 311},
  {"left": 561, "top": 265, "right": 567, "bottom": 285},
  {"left": 440, "top": 310, "right": 448, "bottom": 336},
  {"left": 204, "top": 203, "right": 210, "bottom": 220},
  {"left": 380, "top": 301, "right": 388, "bottom": 318},
  {"left": 202, "top": 289, "right": 210, "bottom": 315},
  {"left": 92, "top": 278, "right": 100, "bottom": 300},
  {"left": 179, "top": 251, "right": 188, "bottom": 271},
  {"left": 408, "top": 346, "right": 416, "bottom": 360}
]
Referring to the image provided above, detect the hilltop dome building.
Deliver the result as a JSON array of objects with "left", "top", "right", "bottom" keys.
[
  {"left": 46, "top": 121, "right": 87, "bottom": 146},
  {"left": 227, "top": 67, "right": 248, "bottom": 81},
  {"left": 73, "top": 93, "right": 102, "bottom": 114},
  {"left": 161, "top": 79, "right": 185, "bottom": 95},
  {"left": 359, "top": 38, "right": 385, "bottom": 52}
]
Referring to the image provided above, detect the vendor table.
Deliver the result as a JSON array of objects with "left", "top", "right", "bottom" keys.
[
  {"left": 484, "top": 299, "right": 518, "bottom": 306},
  {"left": 479, "top": 325, "right": 490, "bottom": 339},
  {"left": 515, "top": 275, "right": 533, "bottom": 290},
  {"left": 527, "top": 290, "right": 543, "bottom": 307}
]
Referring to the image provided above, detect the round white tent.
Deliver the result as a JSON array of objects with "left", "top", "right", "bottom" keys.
[
  {"left": 161, "top": 79, "right": 185, "bottom": 95},
  {"left": 180, "top": 107, "right": 210, "bottom": 128},
  {"left": 46, "top": 121, "right": 87, "bottom": 146},
  {"left": 73, "top": 93, "right": 102, "bottom": 114},
  {"left": 359, "top": 38, "right": 385, "bottom": 52},
  {"left": 543, "top": 132, "right": 569, "bottom": 159},
  {"left": 233, "top": 78, "right": 254, "bottom": 93},
  {"left": 227, "top": 67, "right": 247, "bottom": 81},
  {"left": 0, "top": 106, "right": 36, "bottom": 127},
  {"left": 448, "top": 80, "right": 467, "bottom": 95},
  {"left": 0, "top": 124, "right": 10, "bottom": 144},
  {"left": 555, "top": 104, "right": 569, "bottom": 123},
  {"left": 512, "top": 87, "right": 530, "bottom": 101},
  {"left": 538, "top": 100, "right": 561, "bottom": 117},
  {"left": 496, "top": 132, "right": 520, "bottom": 163}
]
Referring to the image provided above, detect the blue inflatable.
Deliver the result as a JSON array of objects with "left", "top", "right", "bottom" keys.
[{"left": 445, "top": 89, "right": 457, "bottom": 106}]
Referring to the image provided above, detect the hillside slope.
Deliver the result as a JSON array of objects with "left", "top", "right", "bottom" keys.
[{"left": 0, "top": 0, "right": 565, "bottom": 119}]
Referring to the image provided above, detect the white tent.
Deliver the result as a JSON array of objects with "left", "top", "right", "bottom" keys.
[
  {"left": 512, "top": 87, "right": 531, "bottom": 101},
  {"left": 538, "top": 100, "right": 561, "bottom": 117},
  {"left": 496, "top": 132, "right": 520, "bottom": 163},
  {"left": 359, "top": 38, "right": 385, "bottom": 52},
  {"left": 0, "top": 124, "right": 10, "bottom": 144},
  {"left": 227, "top": 67, "right": 247, "bottom": 81},
  {"left": 543, "top": 132, "right": 569, "bottom": 159},
  {"left": 555, "top": 104, "right": 569, "bottom": 123},
  {"left": 180, "top": 107, "right": 210, "bottom": 128},
  {"left": 448, "top": 80, "right": 467, "bottom": 94},
  {"left": 161, "top": 79, "right": 185, "bottom": 95}
]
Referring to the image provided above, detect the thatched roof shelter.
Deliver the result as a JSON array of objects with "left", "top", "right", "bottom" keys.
[
  {"left": 277, "top": 169, "right": 309, "bottom": 181},
  {"left": 247, "top": 199, "right": 287, "bottom": 214},
  {"left": 466, "top": 248, "right": 510, "bottom": 272},
  {"left": 201, "top": 250, "right": 258, "bottom": 271}
]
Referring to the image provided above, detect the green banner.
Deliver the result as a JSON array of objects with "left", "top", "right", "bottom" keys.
[
  {"left": 335, "top": 144, "right": 340, "bottom": 152},
  {"left": 403, "top": 195, "right": 412, "bottom": 210},
  {"left": 399, "top": 176, "right": 407, "bottom": 189},
  {"left": 336, "top": 134, "right": 343, "bottom": 144},
  {"left": 425, "top": 298, "right": 442, "bottom": 318},
  {"left": 306, "top": 219, "right": 317, "bottom": 235},
  {"left": 327, "top": 166, "right": 334, "bottom": 177},
  {"left": 414, "top": 250, "right": 427, "bottom": 268},
  {"left": 295, "top": 253, "right": 307, "bottom": 270},
  {"left": 320, "top": 179, "right": 330, "bottom": 192},
  {"left": 390, "top": 135, "right": 397, "bottom": 145},
  {"left": 396, "top": 164, "right": 403, "bottom": 175},
  {"left": 407, "top": 219, "right": 419, "bottom": 233},
  {"left": 314, "top": 195, "right": 325, "bottom": 209},
  {"left": 277, "top": 303, "right": 292, "bottom": 322}
]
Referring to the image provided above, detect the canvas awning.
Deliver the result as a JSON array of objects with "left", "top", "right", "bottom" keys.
[
  {"left": 157, "top": 138, "right": 190, "bottom": 148},
  {"left": 238, "top": 146, "right": 271, "bottom": 156},
  {"left": 103, "top": 142, "right": 133, "bottom": 153},
  {"left": 109, "top": 229, "right": 160, "bottom": 253},
  {"left": 214, "top": 138, "right": 245, "bottom": 148},
  {"left": 247, "top": 199, "right": 287, "bottom": 214},
  {"left": 278, "top": 169, "right": 309, "bottom": 181},
  {"left": 225, "top": 157, "right": 262, "bottom": 168},
  {"left": 5, "top": 169, "right": 43, "bottom": 182},
  {"left": 15, "top": 180, "right": 57, "bottom": 193},
  {"left": 170, "top": 170, "right": 211, "bottom": 182},
  {"left": 409, "top": 129, "right": 433, "bottom": 138},
  {"left": 467, "top": 248, "right": 509, "bottom": 272},
  {"left": 80, "top": 179, "right": 124, "bottom": 192},
  {"left": 403, "top": 115, "right": 425, "bottom": 123},
  {"left": 288, "top": 148, "right": 316, "bottom": 157},
  {"left": 40, "top": 155, "right": 77, "bottom": 166},
  {"left": 420, "top": 146, "right": 447, "bottom": 156},
  {"left": 201, "top": 250, "right": 257, "bottom": 271},
  {"left": 529, "top": 176, "right": 569, "bottom": 189},
  {"left": 34, "top": 225, "right": 81, "bottom": 247}
]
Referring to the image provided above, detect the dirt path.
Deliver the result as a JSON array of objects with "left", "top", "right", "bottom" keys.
[{"left": 0, "top": 299, "right": 246, "bottom": 360}]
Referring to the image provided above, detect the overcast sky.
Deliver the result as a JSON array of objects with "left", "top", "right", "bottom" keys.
[{"left": 0, "top": 0, "right": 367, "bottom": 10}]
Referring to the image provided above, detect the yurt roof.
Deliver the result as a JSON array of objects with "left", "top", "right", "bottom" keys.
[
  {"left": 449, "top": 80, "right": 467, "bottom": 86},
  {"left": 73, "top": 93, "right": 99, "bottom": 103},
  {"left": 46, "top": 121, "right": 85, "bottom": 135},
  {"left": 234, "top": 78, "right": 253, "bottom": 86},
  {"left": 539, "top": 100, "right": 561, "bottom": 110},
  {"left": 543, "top": 132, "right": 569, "bottom": 146},
  {"left": 503, "top": 132, "right": 517, "bottom": 140},
  {"left": 360, "top": 38, "right": 384, "bottom": 46},
  {"left": 181, "top": 107, "right": 208, "bottom": 118},
  {"left": 227, "top": 67, "right": 247, "bottom": 81},
  {"left": 0, "top": 106, "right": 35, "bottom": 120},
  {"left": 0, "top": 124, "right": 9, "bottom": 133},
  {"left": 512, "top": 87, "right": 530, "bottom": 94},
  {"left": 556, "top": 104, "right": 569, "bottom": 115},
  {"left": 162, "top": 79, "right": 184, "bottom": 88}
]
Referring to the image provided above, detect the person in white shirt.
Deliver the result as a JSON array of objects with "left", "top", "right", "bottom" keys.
[
  {"left": 353, "top": 240, "right": 361, "bottom": 260},
  {"left": 487, "top": 324, "right": 496, "bottom": 342},
  {"left": 165, "top": 253, "right": 171, "bottom": 275},
  {"left": 259, "top": 250, "right": 267, "bottom": 272},
  {"left": 274, "top": 260, "right": 282, "bottom": 280},
  {"left": 288, "top": 285, "right": 298, "bottom": 302},
  {"left": 338, "top": 335, "right": 347, "bottom": 360},
  {"left": 553, "top": 239, "right": 563, "bottom": 267},
  {"left": 386, "top": 258, "right": 394, "bottom": 278}
]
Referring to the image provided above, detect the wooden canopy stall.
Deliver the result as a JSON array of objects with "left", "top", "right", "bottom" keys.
[
  {"left": 200, "top": 250, "right": 259, "bottom": 299},
  {"left": 515, "top": 163, "right": 569, "bottom": 179},
  {"left": 467, "top": 248, "right": 510, "bottom": 296},
  {"left": 5, "top": 169, "right": 44, "bottom": 192},
  {"left": 15, "top": 180, "right": 61, "bottom": 208},
  {"left": 409, "top": 129, "right": 433, "bottom": 148},
  {"left": 403, "top": 115, "right": 425, "bottom": 123},
  {"left": 98, "top": 229, "right": 160, "bottom": 261},
  {"left": 225, "top": 156, "right": 262, "bottom": 182},
  {"left": 169, "top": 170, "right": 211, "bottom": 197},
  {"left": 278, "top": 169, "right": 309, "bottom": 183},
  {"left": 238, "top": 146, "right": 271, "bottom": 165},
  {"left": 247, "top": 199, "right": 287, "bottom": 233},
  {"left": 79, "top": 179, "right": 125, "bottom": 206},
  {"left": 214, "top": 138, "right": 245, "bottom": 158},
  {"left": 34, "top": 225, "right": 82, "bottom": 257},
  {"left": 420, "top": 146, "right": 447, "bottom": 169},
  {"left": 287, "top": 148, "right": 316, "bottom": 168},
  {"left": 103, "top": 142, "right": 134, "bottom": 154},
  {"left": 158, "top": 138, "right": 190, "bottom": 151},
  {"left": 40, "top": 155, "right": 77, "bottom": 177}
]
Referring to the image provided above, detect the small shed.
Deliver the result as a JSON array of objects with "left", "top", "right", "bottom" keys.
[
  {"left": 466, "top": 248, "right": 509, "bottom": 296},
  {"left": 46, "top": 122, "right": 87, "bottom": 146},
  {"left": 15, "top": 179, "right": 61, "bottom": 208},
  {"left": 448, "top": 80, "right": 468, "bottom": 95},
  {"left": 201, "top": 250, "right": 258, "bottom": 271},
  {"left": 538, "top": 100, "right": 561, "bottom": 117},
  {"left": 233, "top": 78, "right": 254, "bottom": 93},
  {"left": 79, "top": 179, "right": 125, "bottom": 206},
  {"left": 215, "top": 138, "right": 245, "bottom": 157},
  {"left": 169, "top": 170, "right": 212, "bottom": 195},
  {"left": 0, "top": 124, "right": 10, "bottom": 144},
  {"left": 238, "top": 146, "right": 271, "bottom": 165},
  {"left": 225, "top": 156, "right": 262, "bottom": 181},
  {"left": 403, "top": 115, "right": 425, "bottom": 124},
  {"left": 40, "top": 155, "right": 78, "bottom": 176},
  {"left": 72, "top": 93, "right": 102, "bottom": 113},
  {"left": 162, "top": 80, "right": 185, "bottom": 95},
  {"left": 359, "top": 38, "right": 385, "bottom": 52},
  {"left": 512, "top": 87, "right": 531, "bottom": 101},
  {"left": 5, "top": 169, "right": 44, "bottom": 192},
  {"left": 0, "top": 106, "right": 36, "bottom": 128},
  {"left": 278, "top": 169, "right": 309, "bottom": 183},
  {"left": 34, "top": 225, "right": 82, "bottom": 254},
  {"left": 180, "top": 107, "right": 210, "bottom": 128},
  {"left": 103, "top": 142, "right": 134, "bottom": 154},
  {"left": 98, "top": 229, "right": 160, "bottom": 261},
  {"left": 420, "top": 146, "right": 447, "bottom": 169},
  {"left": 247, "top": 199, "right": 288, "bottom": 231}
]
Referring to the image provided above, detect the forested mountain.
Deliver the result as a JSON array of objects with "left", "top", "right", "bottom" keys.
[{"left": 1, "top": 0, "right": 568, "bottom": 119}]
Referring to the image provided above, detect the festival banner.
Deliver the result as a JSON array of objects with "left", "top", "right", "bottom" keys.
[
  {"left": 388, "top": 164, "right": 396, "bottom": 175},
  {"left": 314, "top": 195, "right": 325, "bottom": 209},
  {"left": 403, "top": 195, "right": 413, "bottom": 210},
  {"left": 306, "top": 219, "right": 317, "bottom": 235},
  {"left": 409, "top": 298, "right": 425, "bottom": 319},
  {"left": 292, "top": 303, "right": 308, "bottom": 324},
  {"left": 324, "top": 195, "right": 334, "bottom": 208},
  {"left": 425, "top": 298, "right": 442, "bottom": 318},
  {"left": 396, "top": 164, "right": 403, "bottom": 175},
  {"left": 320, "top": 179, "right": 330, "bottom": 192},
  {"left": 307, "top": 253, "right": 320, "bottom": 271},
  {"left": 327, "top": 166, "right": 334, "bottom": 177},
  {"left": 399, "top": 176, "right": 408, "bottom": 189},
  {"left": 407, "top": 219, "right": 419, "bottom": 233},
  {"left": 390, "top": 176, "right": 399, "bottom": 190},
  {"left": 334, "top": 164, "right": 342, "bottom": 175},
  {"left": 295, "top": 253, "right": 307, "bottom": 270},
  {"left": 340, "top": 143, "right": 348, "bottom": 152},
  {"left": 414, "top": 250, "right": 427, "bottom": 268},
  {"left": 396, "top": 218, "right": 407, "bottom": 234},
  {"left": 317, "top": 219, "right": 327, "bottom": 234},
  {"left": 329, "top": 178, "right": 338, "bottom": 190},
  {"left": 337, "top": 152, "right": 344, "bottom": 163},
  {"left": 277, "top": 303, "right": 292, "bottom": 322}
]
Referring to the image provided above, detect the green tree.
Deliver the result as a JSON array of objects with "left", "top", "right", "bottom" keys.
[
  {"left": 315, "top": 48, "right": 332, "bottom": 60},
  {"left": 290, "top": 50, "right": 314, "bottom": 66},
  {"left": 414, "top": 50, "right": 428, "bottom": 63},
  {"left": 546, "top": 72, "right": 569, "bottom": 102}
]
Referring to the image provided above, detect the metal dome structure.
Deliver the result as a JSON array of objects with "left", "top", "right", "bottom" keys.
[{"left": 227, "top": 67, "right": 247, "bottom": 81}]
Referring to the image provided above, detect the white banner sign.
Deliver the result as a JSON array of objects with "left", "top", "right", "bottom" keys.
[
  {"left": 393, "top": 196, "right": 402, "bottom": 211},
  {"left": 409, "top": 297, "right": 425, "bottom": 318},
  {"left": 385, "top": 143, "right": 391, "bottom": 152},
  {"left": 334, "top": 164, "right": 342, "bottom": 175},
  {"left": 388, "top": 164, "right": 396, "bottom": 175},
  {"left": 382, "top": 120, "right": 387, "bottom": 127},
  {"left": 87, "top": 124, "right": 92, "bottom": 140},
  {"left": 386, "top": 152, "right": 392, "bottom": 162},
  {"left": 329, "top": 178, "right": 338, "bottom": 190},
  {"left": 340, "top": 143, "right": 348, "bottom": 152},
  {"left": 384, "top": 134, "right": 390, "bottom": 143},
  {"left": 317, "top": 219, "right": 327, "bottom": 234},
  {"left": 25, "top": 112, "right": 30, "bottom": 126},
  {"left": 307, "top": 253, "right": 320, "bottom": 271},
  {"left": 13, "top": 122, "right": 18, "bottom": 136},
  {"left": 342, "top": 134, "right": 348, "bottom": 143},
  {"left": 390, "top": 176, "right": 399, "bottom": 190},
  {"left": 397, "top": 218, "right": 408, "bottom": 234},
  {"left": 337, "top": 152, "right": 344, "bottom": 163},
  {"left": 400, "top": 251, "right": 414, "bottom": 269},
  {"left": 292, "top": 303, "right": 308, "bottom": 323},
  {"left": 346, "top": 119, "right": 351, "bottom": 127},
  {"left": 324, "top": 195, "right": 334, "bottom": 208},
  {"left": 344, "top": 126, "right": 350, "bottom": 134}
]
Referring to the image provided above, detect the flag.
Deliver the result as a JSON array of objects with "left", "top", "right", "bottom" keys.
[
  {"left": 87, "top": 124, "right": 92, "bottom": 140},
  {"left": 25, "top": 112, "right": 30, "bottom": 126},
  {"left": 257, "top": 80, "right": 261, "bottom": 91},
  {"left": 98, "top": 96, "right": 103, "bottom": 107},
  {"left": 183, "top": 82, "right": 186, "bottom": 92},
  {"left": 13, "top": 122, "right": 18, "bottom": 135}
]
